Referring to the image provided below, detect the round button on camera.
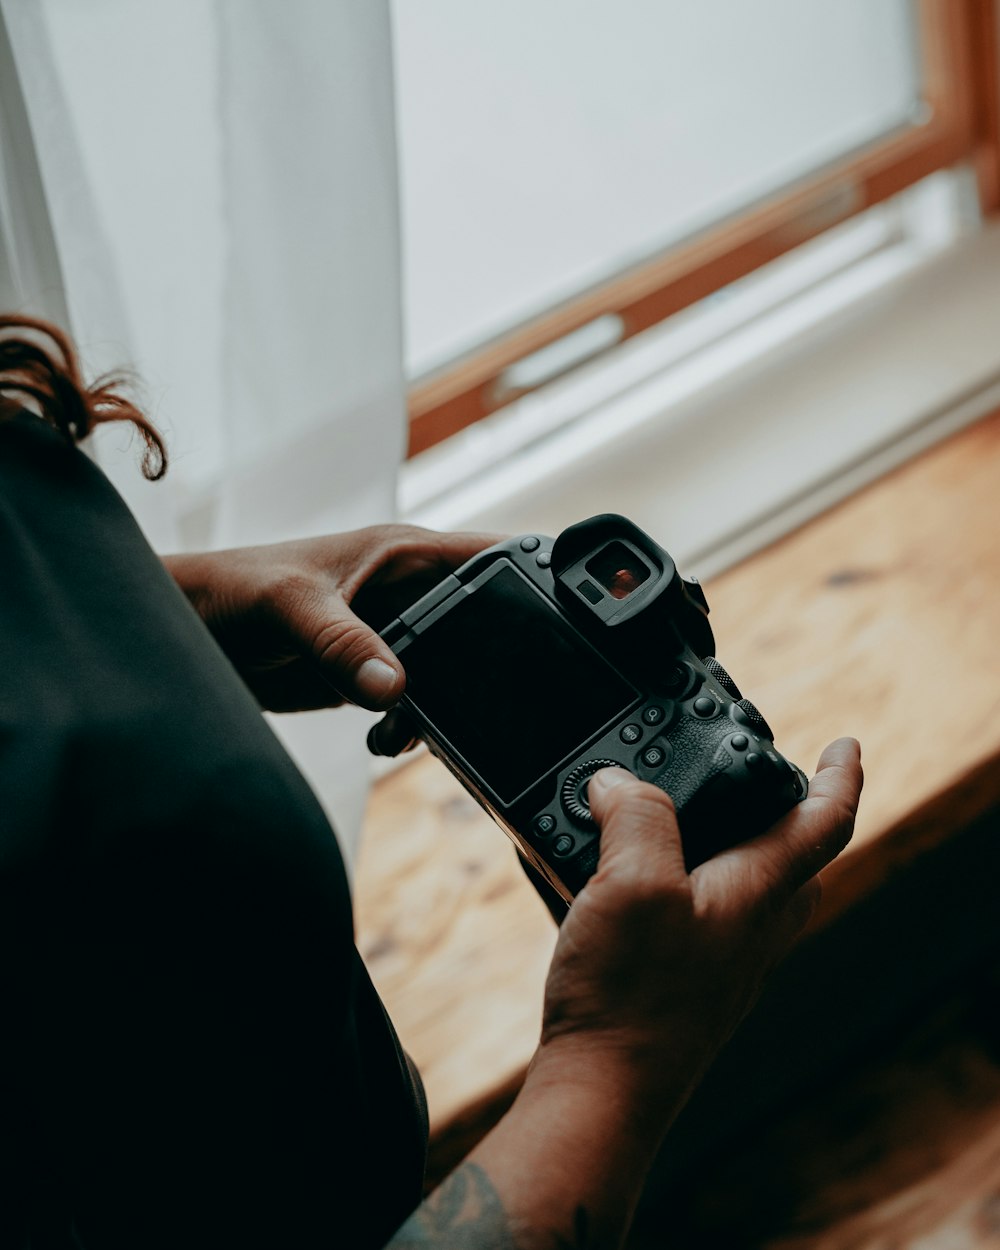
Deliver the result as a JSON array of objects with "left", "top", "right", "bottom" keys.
[
  {"left": 693, "top": 696, "right": 717, "bottom": 718},
  {"left": 641, "top": 745, "right": 666, "bottom": 769},
  {"left": 533, "top": 814, "right": 557, "bottom": 836},
  {"left": 519, "top": 536, "right": 540, "bottom": 552},
  {"left": 642, "top": 705, "right": 665, "bottom": 726},
  {"left": 663, "top": 664, "right": 692, "bottom": 695},
  {"left": 561, "top": 758, "right": 622, "bottom": 826},
  {"left": 553, "top": 834, "right": 575, "bottom": 856},
  {"left": 619, "top": 723, "right": 642, "bottom": 744}
]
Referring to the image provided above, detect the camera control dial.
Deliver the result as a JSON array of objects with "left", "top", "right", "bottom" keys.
[
  {"left": 704, "top": 657, "right": 742, "bottom": 699},
  {"left": 733, "top": 698, "right": 774, "bottom": 742},
  {"left": 561, "top": 758, "right": 623, "bottom": 826}
]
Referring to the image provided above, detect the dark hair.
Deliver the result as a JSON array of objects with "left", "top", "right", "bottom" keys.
[{"left": 0, "top": 314, "right": 166, "bottom": 480}]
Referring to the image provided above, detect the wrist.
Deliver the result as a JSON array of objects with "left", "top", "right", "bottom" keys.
[
  {"left": 524, "top": 1031, "right": 707, "bottom": 1149},
  {"left": 162, "top": 552, "right": 209, "bottom": 600},
  {"left": 162, "top": 552, "right": 234, "bottom": 623},
  {"left": 466, "top": 1045, "right": 679, "bottom": 1247}
]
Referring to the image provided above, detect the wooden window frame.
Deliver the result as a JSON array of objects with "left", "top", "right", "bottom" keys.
[{"left": 406, "top": 0, "right": 1000, "bottom": 458}]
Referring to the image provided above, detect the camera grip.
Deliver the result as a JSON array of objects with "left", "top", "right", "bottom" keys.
[{"left": 650, "top": 711, "right": 804, "bottom": 869}]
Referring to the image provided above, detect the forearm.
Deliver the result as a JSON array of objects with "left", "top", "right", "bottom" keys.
[{"left": 387, "top": 1049, "right": 692, "bottom": 1250}]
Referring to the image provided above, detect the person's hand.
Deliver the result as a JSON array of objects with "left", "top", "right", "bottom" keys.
[
  {"left": 163, "top": 524, "right": 499, "bottom": 713},
  {"left": 530, "top": 737, "right": 863, "bottom": 1119}
]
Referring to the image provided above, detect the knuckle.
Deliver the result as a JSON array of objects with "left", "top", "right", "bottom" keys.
[
  {"left": 594, "top": 862, "right": 684, "bottom": 916},
  {"left": 741, "top": 856, "right": 786, "bottom": 916},
  {"left": 802, "top": 875, "right": 823, "bottom": 915},
  {"left": 816, "top": 799, "right": 856, "bottom": 862},
  {"left": 758, "top": 840, "right": 832, "bottom": 920},
  {"left": 790, "top": 876, "right": 822, "bottom": 926},
  {"left": 745, "top": 846, "right": 806, "bottom": 919},
  {"left": 261, "top": 566, "right": 314, "bottom": 616},
  {"left": 313, "top": 616, "right": 371, "bottom": 668},
  {"left": 346, "top": 523, "right": 445, "bottom": 587},
  {"left": 630, "top": 870, "right": 686, "bottom": 911},
  {"left": 366, "top": 522, "right": 434, "bottom": 556}
]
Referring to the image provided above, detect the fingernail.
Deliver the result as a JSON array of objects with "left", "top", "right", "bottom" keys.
[
  {"left": 356, "top": 658, "right": 401, "bottom": 702},
  {"left": 589, "top": 767, "right": 631, "bottom": 795}
]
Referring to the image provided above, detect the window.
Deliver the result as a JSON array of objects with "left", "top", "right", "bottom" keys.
[{"left": 392, "top": 0, "right": 1000, "bottom": 456}]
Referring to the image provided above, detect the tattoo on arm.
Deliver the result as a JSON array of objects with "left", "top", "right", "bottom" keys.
[
  {"left": 386, "top": 1161, "right": 592, "bottom": 1249},
  {"left": 388, "top": 1163, "right": 511, "bottom": 1247}
]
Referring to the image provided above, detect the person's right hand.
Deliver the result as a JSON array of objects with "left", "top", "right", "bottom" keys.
[{"left": 531, "top": 737, "right": 862, "bottom": 1122}]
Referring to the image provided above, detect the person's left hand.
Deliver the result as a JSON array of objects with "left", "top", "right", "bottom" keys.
[{"left": 163, "top": 524, "right": 499, "bottom": 713}]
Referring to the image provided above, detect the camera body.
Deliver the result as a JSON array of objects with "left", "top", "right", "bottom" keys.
[{"left": 380, "top": 514, "right": 807, "bottom": 903}]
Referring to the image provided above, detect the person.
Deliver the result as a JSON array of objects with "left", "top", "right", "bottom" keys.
[{"left": 0, "top": 314, "right": 863, "bottom": 1250}]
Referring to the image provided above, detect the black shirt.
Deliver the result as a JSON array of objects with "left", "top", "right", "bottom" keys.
[{"left": 0, "top": 412, "right": 427, "bottom": 1248}]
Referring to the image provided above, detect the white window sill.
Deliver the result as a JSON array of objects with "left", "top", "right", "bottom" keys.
[{"left": 400, "top": 216, "right": 1000, "bottom": 583}]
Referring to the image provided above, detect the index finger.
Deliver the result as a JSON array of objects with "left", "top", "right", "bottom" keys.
[
  {"left": 350, "top": 528, "right": 504, "bottom": 628},
  {"left": 696, "top": 737, "right": 863, "bottom": 909},
  {"left": 432, "top": 529, "right": 506, "bottom": 569}
]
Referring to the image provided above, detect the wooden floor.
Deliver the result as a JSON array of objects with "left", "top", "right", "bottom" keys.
[{"left": 627, "top": 966, "right": 1000, "bottom": 1250}]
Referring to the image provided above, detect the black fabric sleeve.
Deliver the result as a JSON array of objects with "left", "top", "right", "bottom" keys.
[{"left": 0, "top": 413, "right": 427, "bottom": 1250}]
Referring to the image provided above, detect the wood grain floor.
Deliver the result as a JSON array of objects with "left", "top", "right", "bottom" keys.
[{"left": 627, "top": 971, "right": 1000, "bottom": 1249}]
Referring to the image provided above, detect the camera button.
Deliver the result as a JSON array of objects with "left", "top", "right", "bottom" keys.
[
  {"left": 730, "top": 733, "right": 749, "bottom": 751},
  {"left": 641, "top": 745, "right": 666, "bottom": 769},
  {"left": 745, "top": 752, "right": 763, "bottom": 769},
  {"left": 661, "top": 662, "right": 696, "bottom": 698},
  {"left": 533, "top": 814, "right": 557, "bottom": 836},
  {"left": 536, "top": 551, "right": 552, "bottom": 568},
  {"left": 619, "top": 723, "right": 642, "bottom": 744},
  {"left": 553, "top": 834, "right": 575, "bottom": 856},
  {"left": 519, "top": 535, "right": 541, "bottom": 552},
  {"left": 693, "top": 696, "right": 718, "bottom": 718},
  {"left": 664, "top": 664, "right": 688, "bottom": 692},
  {"left": 733, "top": 698, "right": 774, "bottom": 741},
  {"left": 642, "top": 705, "right": 665, "bottom": 726}
]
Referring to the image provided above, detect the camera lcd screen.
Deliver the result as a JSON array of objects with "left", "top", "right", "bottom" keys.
[{"left": 399, "top": 563, "right": 638, "bottom": 805}]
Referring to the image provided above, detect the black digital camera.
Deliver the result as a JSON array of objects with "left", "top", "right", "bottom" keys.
[{"left": 379, "top": 514, "right": 807, "bottom": 903}]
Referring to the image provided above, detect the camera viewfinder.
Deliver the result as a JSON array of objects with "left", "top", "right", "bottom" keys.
[{"left": 586, "top": 541, "right": 651, "bottom": 600}]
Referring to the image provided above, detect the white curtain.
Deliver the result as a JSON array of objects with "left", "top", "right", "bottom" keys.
[{"left": 0, "top": 0, "right": 406, "bottom": 869}]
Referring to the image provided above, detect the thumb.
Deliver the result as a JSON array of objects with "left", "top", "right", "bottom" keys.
[
  {"left": 311, "top": 597, "right": 405, "bottom": 710},
  {"left": 587, "top": 768, "right": 688, "bottom": 887}
]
